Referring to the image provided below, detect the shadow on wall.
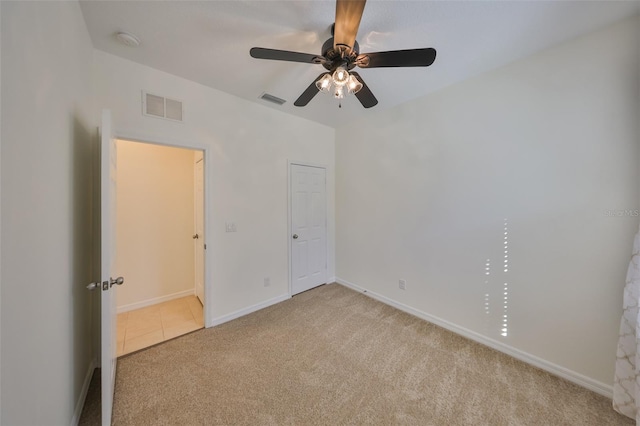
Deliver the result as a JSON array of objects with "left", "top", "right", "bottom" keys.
[{"left": 71, "top": 112, "right": 100, "bottom": 412}]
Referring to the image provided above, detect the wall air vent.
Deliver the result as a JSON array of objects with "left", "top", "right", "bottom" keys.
[
  {"left": 259, "top": 92, "right": 286, "bottom": 106},
  {"left": 142, "top": 91, "right": 184, "bottom": 122}
]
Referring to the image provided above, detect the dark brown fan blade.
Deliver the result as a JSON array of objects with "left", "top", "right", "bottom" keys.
[
  {"left": 357, "top": 48, "right": 436, "bottom": 68},
  {"left": 334, "top": 0, "right": 367, "bottom": 54},
  {"left": 250, "top": 47, "right": 325, "bottom": 64},
  {"left": 350, "top": 72, "right": 377, "bottom": 108},
  {"left": 294, "top": 73, "right": 329, "bottom": 107}
]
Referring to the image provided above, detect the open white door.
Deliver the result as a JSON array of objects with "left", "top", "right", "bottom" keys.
[{"left": 100, "top": 110, "right": 122, "bottom": 426}]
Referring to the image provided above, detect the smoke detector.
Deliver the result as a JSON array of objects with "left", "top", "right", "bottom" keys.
[{"left": 115, "top": 32, "right": 141, "bottom": 47}]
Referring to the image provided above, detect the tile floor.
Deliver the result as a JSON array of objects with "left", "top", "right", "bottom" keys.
[{"left": 117, "top": 295, "right": 204, "bottom": 356}]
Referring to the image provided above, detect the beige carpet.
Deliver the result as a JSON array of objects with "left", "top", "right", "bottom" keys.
[{"left": 111, "top": 284, "right": 631, "bottom": 425}]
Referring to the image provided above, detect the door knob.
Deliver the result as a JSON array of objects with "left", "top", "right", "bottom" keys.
[
  {"left": 293, "top": 234, "right": 298, "bottom": 239},
  {"left": 110, "top": 277, "right": 124, "bottom": 288},
  {"left": 193, "top": 234, "right": 199, "bottom": 239},
  {"left": 88, "top": 277, "right": 124, "bottom": 291}
]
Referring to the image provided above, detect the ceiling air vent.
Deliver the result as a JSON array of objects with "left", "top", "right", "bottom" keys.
[
  {"left": 259, "top": 92, "right": 286, "bottom": 106},
  {"left": 142, "top": 91, "right": 184, "bottom": 122}
]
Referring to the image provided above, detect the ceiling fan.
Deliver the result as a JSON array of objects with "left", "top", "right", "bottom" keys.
[{"left": 250, "top": 0, "right": 436, "bottom": 108}]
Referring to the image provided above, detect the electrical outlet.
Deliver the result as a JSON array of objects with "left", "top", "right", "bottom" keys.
[
  {"left": 225, "top": 222, "right": 237, "bottom": 232},
  {"left": 399, "top": 279, "right": 406, "bottom": 290},
  {"left": 264, "top": 277, "right": 270, "bottom": 287}
]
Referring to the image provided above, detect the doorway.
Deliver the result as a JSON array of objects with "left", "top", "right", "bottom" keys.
[
  {"left": 289, "top": 163, "right": 328, "bottom": 295},
  {"left": 194, "top": 152, "right": 205, "bottom": 304},
  {"left": 114, "top": 139, "right": 206, "bottom": 355}
]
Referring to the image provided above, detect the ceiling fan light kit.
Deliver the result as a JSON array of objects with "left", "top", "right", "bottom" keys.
[
  {"left": 315, "top": 67, "right": 363, "bottom": 100},
  {"left": 250, "top": 0, "right": 436, "bottom": 109}
]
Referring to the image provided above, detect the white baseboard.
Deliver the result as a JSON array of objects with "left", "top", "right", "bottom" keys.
[
  {"left": 211, "top": 294, "right": 291, "bottom": 327},
  {"left": 327, "top": 276, "right": 337, "bottom": 284},
  {"left": 335, "top": 277, "right": 613, "bottom": 399},
  {"left": 71, "top": 357, "right": 97, "bottom": 426},
  {"left": 117, "top": 289, "right": 195, "bottom": 314}
]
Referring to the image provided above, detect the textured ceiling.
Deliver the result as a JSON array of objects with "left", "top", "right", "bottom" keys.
[{"left": 79, "top": 1, "right": 640, "bottom": 129}]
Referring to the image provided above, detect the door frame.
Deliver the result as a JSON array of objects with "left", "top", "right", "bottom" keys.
[
  {"left": 287, "top": 160, "right": 328, "bottom": 296},
  {"left": 193, "top": 152, "right": 205, "bottom": 305},
  {"left": 116, "top": 133, "right": 213, "bottom": 327}
]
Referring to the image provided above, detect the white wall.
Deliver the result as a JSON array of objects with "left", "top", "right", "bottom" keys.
[
  {"left": 93, "top": 50, "right": 336, "bottom": 324},
  {"left": 115, "top": 140, "right": 196, "bottom": 310},
  {"left": 1, "top": 2, "right": 96, "bottom": 424},
  {"left": 336, "top": 16, "right": 640, "bottom": 389}
]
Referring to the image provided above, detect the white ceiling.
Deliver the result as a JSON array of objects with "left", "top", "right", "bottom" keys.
[{"left": 79, "top": 1, "right": 640, "bottom": 129}]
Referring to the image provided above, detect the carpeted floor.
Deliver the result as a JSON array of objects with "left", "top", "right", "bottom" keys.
[{"left": 87, "top": 283, "right": 632, "bottom": 425}]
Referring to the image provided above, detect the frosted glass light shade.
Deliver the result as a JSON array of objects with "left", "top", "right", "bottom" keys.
[
  {"left": 315, "top": 74, "right": 332, "bottom": 92},
  {"left": 347, "top": 75, "right": 363, "bottom": 94},
  {"left": 332, "top": 67, "right": 349, "bottom": 86}
]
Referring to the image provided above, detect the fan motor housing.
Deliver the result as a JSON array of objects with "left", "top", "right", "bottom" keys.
[{"left": 321, "top": 37, "right": 359, "bottom": 71}]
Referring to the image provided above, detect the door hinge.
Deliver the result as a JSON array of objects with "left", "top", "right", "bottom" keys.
[{"left": 204, "top": 244, "right": 207, "bottom": 250}]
